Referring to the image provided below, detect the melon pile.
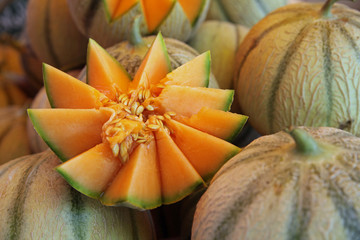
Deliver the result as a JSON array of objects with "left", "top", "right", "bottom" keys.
[{"left": 2, "top": 0, "right": 360, "bottom": 239}]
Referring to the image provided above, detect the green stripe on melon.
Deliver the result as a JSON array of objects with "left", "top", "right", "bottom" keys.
[{"left": 0, "top": 150, "right": 156, "bottom": 239}]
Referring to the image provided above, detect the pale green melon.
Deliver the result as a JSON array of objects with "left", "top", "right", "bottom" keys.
[{"left": 193, "top": 126, "right": 360, "bottom": 240}]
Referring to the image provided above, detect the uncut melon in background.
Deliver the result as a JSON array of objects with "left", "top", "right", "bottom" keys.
[
  {"left": 26, "top": 0, "right": 88, "bottom": 71},
  {"left": 235, "top": 0, "right": 360, "bottom": 136},
  {"left": 28, "top": 33, "right": 247, "bottom": 210},
  {"left": 189, "top": 20, "right": 249, "bottom": 89},
  {"left": 0, "top": 106, "right": 31, "bottom": 165},
  {"left": 0, "top": 150, "right": 156, "bottom": 239},
  {"left": 66, "top": 0, "right": 210, "bottom": 47},
  {"left": 207, "top": 0, "right": 288, "bottom": 28},
  {"left": 192, "top": 126, "right": 360, "bottom": 240}
]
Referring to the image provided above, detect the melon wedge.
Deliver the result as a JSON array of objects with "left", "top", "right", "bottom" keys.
[
  {"left": 56, "top": 143, "right": 121, "bottom": 198},
  {"left": 160, "top": 51, "right": 210, "bottom": 88},
  {"left": 104, "top": 0, "right": 138, "bottom": 21},
  {"left": 140, "top": 0, "right": 175, "bottom": 32},
  {"left": 87, "top": 39, "right": 131, "bottom": 100},
  {"left": 155, "top": 127, "right": 204, "bottom": 204},
  {"left": 28, "top": 108, "right": 112, "bottom": 161},
  {"left": 178, "top": 0, "right": 205, "bottom": 25},
  {"left": 166, "top": 119, "right": 241, "bottom": 182},
  {"left": 181, "top": 107, "right": 248, "bottom": 142},
  {"left": 101, "top": 137, "right": 162, "bottom": 209},
  {"left": 130, "top": 32, "right": 172, "bottom": 90},
  {"left": 154, "top": 85, "right": 234, "bottom": 117},
  {"left": 43, "top": 64, "right": 105, "bottom": 109}
]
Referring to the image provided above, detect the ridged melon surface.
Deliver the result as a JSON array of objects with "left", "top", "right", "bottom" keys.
[{"left": 0, "top": 150, "right": 155, "bottom": 239}]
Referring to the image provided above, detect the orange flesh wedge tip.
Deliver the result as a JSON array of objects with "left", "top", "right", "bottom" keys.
[{"left": 28, "top": 33, "right": 246, "bottom": 210}]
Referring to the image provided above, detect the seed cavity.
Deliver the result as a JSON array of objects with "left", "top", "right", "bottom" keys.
[{"left": 100, "top": 87, "right": 176, "bottom": 160}]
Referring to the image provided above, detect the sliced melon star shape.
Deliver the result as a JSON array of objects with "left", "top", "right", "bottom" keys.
[
  {"left": 103, "top": 0, "right": 206, "bottom": 32},
  {"left": 28, "top": 33, "right": 248, "bottom": 210}
]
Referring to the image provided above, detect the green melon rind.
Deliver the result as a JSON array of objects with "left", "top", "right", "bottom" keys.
[
  {"left": 55, "top": 166, "right": 101, "bottom": 199},
  {"left": 158, "top": 32, "right": 173, "bottom": 73},
  {"left": 162, "top": 179, "right": 204, "bottom": 205},
  {"left": 42, "top": 63, "right": 56, "bottom": 109},
  {"left": 190, "top": 0, "right": 207, "bottom": 26},
  {"left": 225, "top": 115, "right": 248, "bottom": 142},
  {"left": 203, "top": 51, "right": 211, "bottom": 87},
  {"left": 101, "top": 194, "right": 162, "bottom": 210},
  {"left": 223, "top": 89, "right": 234, "bottom": 111},
  {"left": 27, "top": 109, "right": 68, "bottom": 162},
  {"left": 86, "top": 38, "right": 132, "bottom": 85},
  {"left": 202, "top": 147, "right": 241, "bottom": 183}
]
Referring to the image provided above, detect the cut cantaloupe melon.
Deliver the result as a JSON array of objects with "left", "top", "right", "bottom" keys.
[
  {"left": 155, "top": 127, "right": 204, "bottom": 204},
  {"left": 181, "top": 107, "right": 248, "bottom": 142},
  {"left": 43, "top": 64, "right": 105, "bottom": 109},
  {"left": 101, "top": 137, "right": 162, "bottom": 209},
  {"left": 130, "top": 32, "right": 172, "bottom": 90},
  {"left": 154, "top": 85, "right": 234, "bottom": 117},
  {"left": 178, "top": 0, "right": 205, "bottom": 24},
  {"left": 87, "top": 39, "right": 131, "bottom": 100},
  {"left": 28, "top": 108, "right": 112, "bottom": 161},
  {"left": 166, "top": 119, "right": 241, "bottom": 182},
  {"left": 56, "top": 143, "right": 121, "bottom": 198},
  {"left": 28, "top": 33, "right": 245, "bottom": 210},
  {"left": 140, "top": 0, "right": 175, "bottom": 32},
  {"left": 160, "top": 51, "right": 210, "bottom": 88},
  {"left": 103, "top": 0, "right": 138, "bottom": 21}
]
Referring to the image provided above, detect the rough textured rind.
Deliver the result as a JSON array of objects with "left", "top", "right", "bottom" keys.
[
  {"left": 235, "top": 2, "right": 360, "bottom": 136},
  {"left": 0, "top": 150, "right": 156, "bottom": 239},
  {"left": 192, "top": 126, "right": 360, "bottom": 240},
  {"left": 206, "top": 0, "right": 288, "bottom": 27}
]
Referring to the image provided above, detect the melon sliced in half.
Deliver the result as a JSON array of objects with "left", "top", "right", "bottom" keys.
[
  {"left": 130, "top": 32, "right": 172, "bottom": 90},
  {"left": 28, "top": 108, "right": 112, "bottom": 161},
  {"left": 181, "top": 107, "right": 248, "bottom": 142},
  {"left": 87, "top": 39, "right": 131, "bottom": 100},
  {"left": 101, "top": 137, "right": 162, "bottom": 209},
  {"left": 155, "top": 127, "right": 204, "bottom": 204},
  {"left": 103, "top": 0, "right": 138, "bottom": 21},
  {"left": 28, "top": 33, "right": 246, "bottom": 210},
  {"left": 166, "top": 119, "right": 241, "bottom": 182},
  {"left": 43, "top": 64, "right": 106, "bottom": 109},
  {"left": 160, "top": 51, "right": 210, "bottom": 88},
  {"left": 154, "top": 85, "right": 234, "bottom": 117},
  {"left": 140, "top": 0, "right": 175, "bottom": 32},
  {"left": 56, "top": 143, "right": 121, "bottom": 198}
]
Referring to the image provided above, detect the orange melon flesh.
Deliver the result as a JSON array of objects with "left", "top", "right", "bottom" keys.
[
  {"left": 166, "top": 119, "right": 241, "bottom": 182},
  {"left": 87, "top": 39, "right": 131, "bottom": 100},
  {"left": 101, "top": 137, "right": 162, "bottom": 209},
  {"left": 159, "top": 51, "right": 210, "bottom": 88},
  {"left": 56, "top": 143, "right": 121, "bottom": 198},
  {"left": 178, "top": 0, "right": 204, "bottom": 24},
  {"left": 181, "top": 107, "right": 248, "bottom": 142},
  {"left": 155, "top": 127, "right": 204, "bottom": 204},
  {"left": 140, "top": 0, "right": 175, "bottom": 33},
  {"left": 154, "top": 86, "right": 234, "bottom": 117},
  {"left": 104, "top": 0, "right": 138, "bottom": 21},
  {"left": 106, "top": 119, "right": 144, "bottom": 145},
  {"left": 130, "top": 32, "right": 172, "bottom": 90},
  {"left": 43, "top": 64, "right": 105, "bottom": 109},
  {"left": 27, "top": 108, "right": 112, "bottom": 161}
]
